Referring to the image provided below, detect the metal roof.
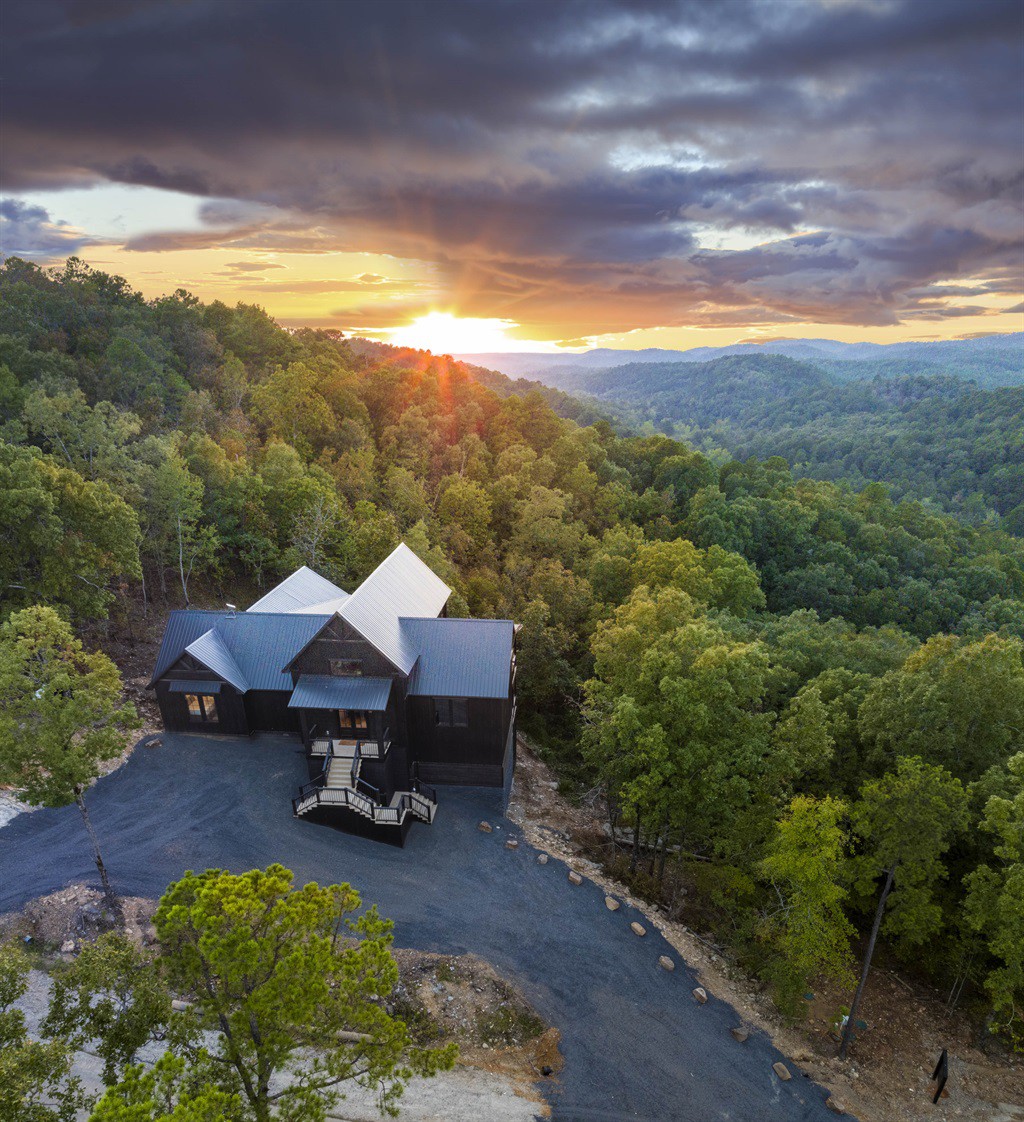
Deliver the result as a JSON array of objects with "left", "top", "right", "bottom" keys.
[
  {"left": 167, "top": 680, "right": 222, "bottom": 693},
  {"left": 150, "top": 610, "right": 329, "bottom": 690},
  {"left": 403, "top": 618, "right": 514, "bottom": 699},
  {"left": 287, "top": 675, "right": 393, "bottom": 711},
  {"left": 247, "top": 567, "right": 349, "bottom": 614},
  {"left": 185, "top": 629, "right": 249, "bottom": 692},
  {"left": 338, "top": 544, "right": 452, "bottom": 673}
]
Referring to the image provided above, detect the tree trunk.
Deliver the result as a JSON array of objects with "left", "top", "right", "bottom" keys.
[
  {"left": 177, "top": 515, "right": 191, "bottom": 607},
  {"left": 629, "top": 812, "right": 642, "bottom": 874},
  {"left": 839, "top": 866, "right": 895, "bottom": 1060},
  {"left": 73, "top": 787, "right": 124, "bottom": 925},
  {"left": 656, "top": 824, "right": 670, "bottom": 886}
]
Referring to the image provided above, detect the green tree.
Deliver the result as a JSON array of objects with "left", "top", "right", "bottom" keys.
[
  {"left": 859, "top": 634, "right": 1024, "bottom": 781},
  {"left": 137, "top": 439, "right": 217, "bottom": 605},
  {"left": 963, "top": 753, "right": 1024, "bottom": 1050},
  {"left": 0, "top": 442, "right": 141, "bottom": 622},
  {"left": 44, "top": 934, "right": 172, "bottom": 1086},
  {"left": 153, "top": 864, "right": 456, "bottom": 1121},
  {"left": 90, "top": 1054, "right": 241, "bottom": 1121},
  {"left": 840, "top": 757, "right": 968, "bottom": 1058},
  {"left": 252, "top": 362, "right": 336, "bottom": 458},
  {"left": 0, "top": 607, "right": 139, "bottom": 917},
  {"left": 0, "top": 942, "right": 88, "bottom": 1122},
  {"left": 759, "top": 796, "right": 856, "bottom": 1012}
]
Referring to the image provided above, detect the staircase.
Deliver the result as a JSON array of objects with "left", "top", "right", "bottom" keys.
[{"left": 292, "top": 738, "right": 437, "bottom": 827}]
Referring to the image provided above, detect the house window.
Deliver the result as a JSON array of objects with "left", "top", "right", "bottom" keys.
[
  {"left": 339, "top": 710, "right": 368, "bottom": 730},
  {"left": 434, "top": 698, "right": 469, "bottom": 727},
  {"left": 329, "top": 659, "right": 362, "bottom": 677},
  {"left": 185, "top": 694, "right": 217, "bottom": 723}
]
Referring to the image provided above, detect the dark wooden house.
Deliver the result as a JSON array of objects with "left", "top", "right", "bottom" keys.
[{"left": 149, "top": 545, "right": 517, "bottom": 843}]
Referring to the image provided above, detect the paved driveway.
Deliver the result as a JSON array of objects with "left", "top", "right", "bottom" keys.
[{"left": 0, "top": 734, "right": 840, "bottom": 1121}]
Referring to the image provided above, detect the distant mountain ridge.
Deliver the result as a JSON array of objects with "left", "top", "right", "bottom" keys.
[
  {"left": 459, "top": 332, "right": 1024, "bottom": 388},
  {"left": 455, "top": 341, "right": 1024, "bottom": 531}
]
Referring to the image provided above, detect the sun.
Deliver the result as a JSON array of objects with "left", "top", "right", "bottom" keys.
[{"left": 387, "top": 312, "right": 533, "bottom": 355}]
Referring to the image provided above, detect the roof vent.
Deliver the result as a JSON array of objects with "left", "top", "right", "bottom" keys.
[{"left": 225, "top": 602, "right": 237, "bottom": 618}]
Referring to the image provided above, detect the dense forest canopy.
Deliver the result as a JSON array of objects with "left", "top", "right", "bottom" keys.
[
  {"left": 1, "top": 256, "right": 1022, "bottom": 1047},
  {"left": 500, "top": 352, "right": 1024, "bottom": 531}
]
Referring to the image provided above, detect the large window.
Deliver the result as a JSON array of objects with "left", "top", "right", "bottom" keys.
[
  {"left": 339, "top": 709, "right": 368, "bottom": 730},
  {"left": 329, "top": 659, "right": 362, "bottom": 677},
  {"left": 185, "top": 694, "right": 217, "bottom": 723},
  {"left": 434, "top": 698, "right": 469, "bottom": 727}
]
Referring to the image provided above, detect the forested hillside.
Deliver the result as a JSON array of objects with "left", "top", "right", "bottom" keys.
[
  {"left": 509, "top": 353, "right": 1024, "bottom": 530},
  {"left": 1, "top": 256, "right": 1023, "bottom": 1048}
]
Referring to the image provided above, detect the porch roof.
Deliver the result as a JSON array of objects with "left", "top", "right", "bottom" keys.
[
  {"left": 288, "top": 675, "right": 392, "bottom": 712},
  {"left": 167, "top": 680, "right": 222, "bottom": 694}
]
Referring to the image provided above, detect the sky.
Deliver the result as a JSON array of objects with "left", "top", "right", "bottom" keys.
[{"left": 1, "top": 0, "right": 1022, "bottom": 355}]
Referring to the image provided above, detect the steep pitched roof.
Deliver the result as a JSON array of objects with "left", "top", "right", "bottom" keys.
[
  {"left": 247, "top": 567, "right": 349, "bottom": 614},
  {"left": 335, "top": 544, "right": 452, "bottom": 674},
  {"left": 403, "top": 617, "right": 514, "bottom": 699},
  {"left": 153, "top": 545, "right": 460, "bottom": 691},
  {"left": 150, "top": 610, "right": 329, "bottom": 690},
  {"left": 185, "top": 629, "right": 249, "bottom": 692}
]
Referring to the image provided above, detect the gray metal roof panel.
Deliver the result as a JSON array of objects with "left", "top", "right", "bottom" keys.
[
  {"left": 151, "top": 610, "right": 330, "bottom": 691},
  {"left": 185, "top": 630, "right": 249, "bottom": 692},
  {"left": 402, "top": 618, "right": 514, "bottom": 699},
  {"left": 287, "top": 675, "right": 393, "bottom": 711},
  {"left": 247, "top": 567, "right": 349, "bottom": 614},
  {"left": 339, "top": 544, "right": 452, "bottom": 673}
]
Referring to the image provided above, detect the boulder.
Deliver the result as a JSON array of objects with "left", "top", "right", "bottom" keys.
[
  {"left": 730, "top": 1026, "right": 749, "bottom": 1043},
  {"left": 692, "top": 987, "right": 707, "bottom": 1004},
  {"left": 478, "top": 821, "right": 493, "bottom": 833},
  {"left": 630, "top": 921, "right": 646, "bottom": 937},
  {"left": 826, "top": 1097, "right": 848, "bottom": 1115},
  {"left": 505, "top": 838, "right": 519, "bottom": 849},
  {"left": 59, "top": 939, "right": 76, "bottom": 955},
  {"left": 568, "top": 870, "right": 583, "bottom": 885},
  {"left": 536, "top": 853, "right": 549, "bottom": 865},
  {"left": 772, "top": 1062, "right": 791, "bottom": 1081},
  {"left": 604, "top": 896, "right": 620, "bottom": 911},
  {"left": 171, "top": 999, "right": 191, "bottom": 1013},
  {"left": 658, "top": 955, "right": 675, "bottom": 972}
]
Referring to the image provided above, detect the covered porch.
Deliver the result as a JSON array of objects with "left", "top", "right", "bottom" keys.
[{"left": 288, "top": 674, "right": 393, "bottom": 758}]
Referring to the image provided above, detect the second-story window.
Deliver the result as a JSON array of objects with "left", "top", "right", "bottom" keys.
[
  {"left": 433, "top": 698, "right": 469, "bottom": 727},
  {"left": 329, "top": 659, "right": 362, "bottom": 677}
]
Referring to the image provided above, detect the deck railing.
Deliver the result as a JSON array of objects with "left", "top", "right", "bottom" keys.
[{"left": 308, "top": 731, "right": 390, "bottom": 759}]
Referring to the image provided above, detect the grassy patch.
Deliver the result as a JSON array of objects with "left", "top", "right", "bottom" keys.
[
  {"left": 476, "top": 1004, "right": 546, "bottom": 1048},
  {"left": 390, "top": 996, "right": 445, "bottom": 1045}
]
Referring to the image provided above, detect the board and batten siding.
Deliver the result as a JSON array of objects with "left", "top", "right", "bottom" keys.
[
  {"left": 406, "top": 694, "right": 513, "bottom": 786},
  {"left": 156, "top": 655, "right": 249, "bottom": 735}
]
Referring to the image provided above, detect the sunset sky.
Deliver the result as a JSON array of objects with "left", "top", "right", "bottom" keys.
[{"left": 2, "top": 0, "right": 1022, "bottom": 354}]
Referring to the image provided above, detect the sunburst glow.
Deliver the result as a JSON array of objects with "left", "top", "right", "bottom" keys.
[{"left": 387, "top": 312, "right": 543, "bottom": 355}]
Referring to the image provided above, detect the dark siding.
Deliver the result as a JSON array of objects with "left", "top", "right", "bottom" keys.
[
  {"left": 244, "top": 691, "right": 298, "bottom": 733},
  {"left": 290, "top": 617, "right": 400, "bottom": 680},
  {"left": 407, "top": 696, "right": 510, "bottom": 787},
  {"left": 156, "top": 656, "right": 249, "bottom": 735},
  {"left": 415, "top": 760, "right": 504, "bottom": 786}
]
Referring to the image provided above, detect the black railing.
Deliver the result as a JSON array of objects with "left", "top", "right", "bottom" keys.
[{"left": 350, "top": 742, "right": 362, "bottom": 785}]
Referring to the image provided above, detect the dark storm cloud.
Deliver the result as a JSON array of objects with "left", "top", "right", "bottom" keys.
[{"left": 2, "top": 0, "right": 1021, "bottom": 334}]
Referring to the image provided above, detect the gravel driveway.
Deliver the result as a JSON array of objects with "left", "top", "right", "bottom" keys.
[{"left": 0, "top": 733, "right": 839, "bottom": 1121}]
